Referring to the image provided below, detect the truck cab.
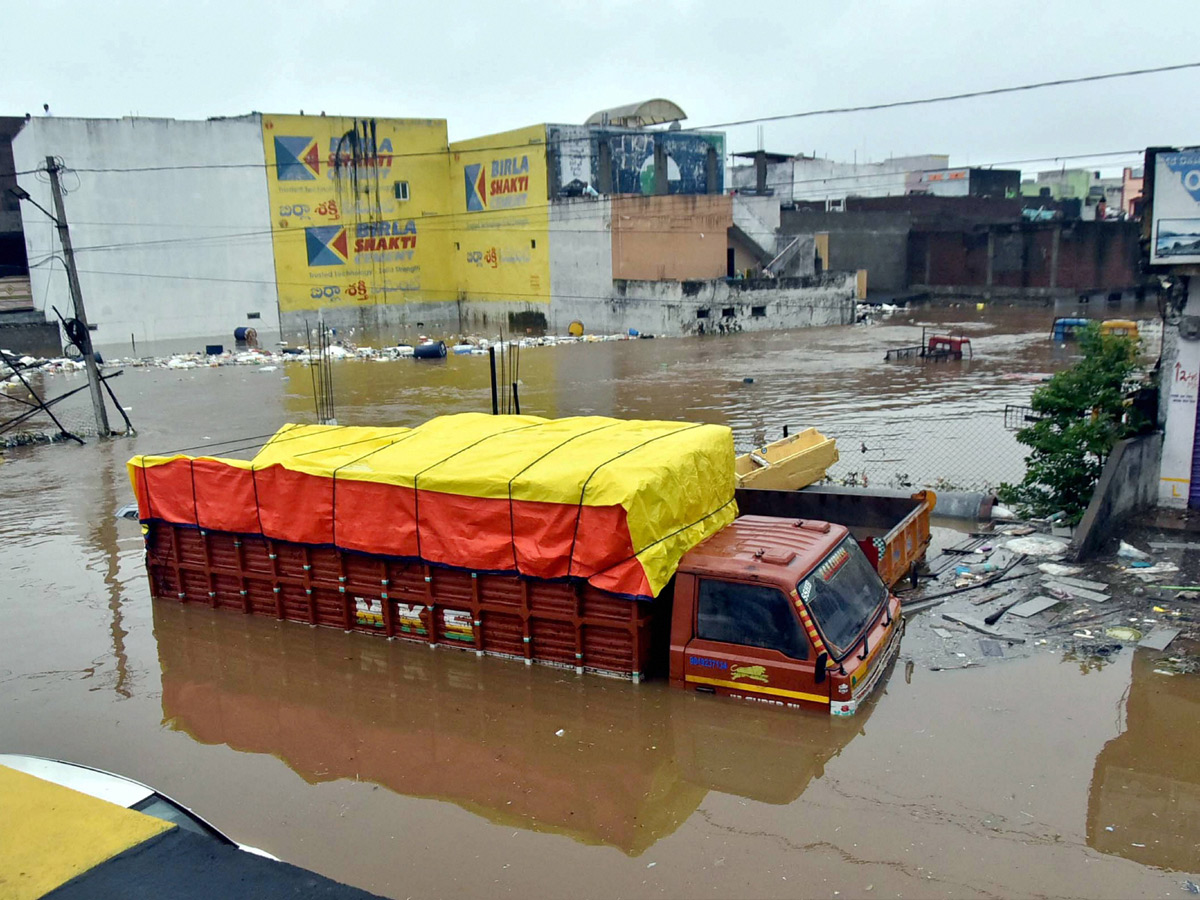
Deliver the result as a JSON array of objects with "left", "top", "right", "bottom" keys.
[{"left": 668, "top": 515, "right": 902, "bottom": 715}]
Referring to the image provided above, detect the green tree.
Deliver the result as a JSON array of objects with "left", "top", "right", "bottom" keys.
[{"left": 998, "top": 325, "right": 1143, "bottom": 524}]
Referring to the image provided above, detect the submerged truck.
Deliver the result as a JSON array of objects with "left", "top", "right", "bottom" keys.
[{"left": 130, "top": 414, "right": 906, "bottom": 715}]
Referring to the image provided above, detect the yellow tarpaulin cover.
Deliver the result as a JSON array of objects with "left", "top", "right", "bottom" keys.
[{"left": 130, "top": 414, "right": 738, "bottom": 599}]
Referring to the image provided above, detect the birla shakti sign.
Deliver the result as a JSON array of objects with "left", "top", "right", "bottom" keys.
[
  {"left": 262, "top": 114, "right": 453, "bottom": 313},
  {"left": 463, "top": 156, "right": 532, "bottom": 212},
  {"left": 450, "top": 124, "right": 551, "bottom": 304},
  {"left": 1150, "top": 149, "right": 1200, "bottom": 266}
]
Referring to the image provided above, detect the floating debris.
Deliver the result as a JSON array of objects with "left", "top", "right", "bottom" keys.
[
  {"left": 18, "top": 332, "right": 647, "bottom": 380},
  {"left": 1104, "top": 626, "right": 1143, "bottom": 642}
]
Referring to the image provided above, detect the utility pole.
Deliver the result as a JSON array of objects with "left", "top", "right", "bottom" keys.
[{"left": 46, "top": 156, "right": 110, "bottom": 437}]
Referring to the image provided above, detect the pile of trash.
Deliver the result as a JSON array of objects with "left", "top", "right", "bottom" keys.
[
  {"left": 3, "top": 331, "right": 651, "bottom": 379},
  {"left": 1, "top": 353, "right": 90, "bottom": 387}
]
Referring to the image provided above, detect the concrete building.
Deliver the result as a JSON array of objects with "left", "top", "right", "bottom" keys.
[
  {"left": 731, "top": 152, "right": 949, "bottom": 203},
  {"left": 5, "top": 104, "right": 853, "bottom": 345},
  {"left": 547, "top": 193, "right": 852, "bottom": 335},
  {"left": 1122, "top": 166, "right": 1145, "bottom": 217},
  {"left": 0, "top": 115, "right": 58, "bottom": 354},
  {"left": 1020, "top": 168, "right": 1119, "bottom": 220},
  {"left": 0, "top": 117, "right": 28, "bottom": 285},
  {"left": 781, "top": 207, "right": 912, "bottom": 294},
  {"left": 778, "top": 194, "right": 1145, "bottom": 300},
  {"left": 12, "top": 115, "right": 282, "bottom": 345},
  {"left": 1147, "top": 147, "right": 1200, "bottom": 508},
  {"left": 913, "top": 167, "right": 1020, "bottom": 199}
]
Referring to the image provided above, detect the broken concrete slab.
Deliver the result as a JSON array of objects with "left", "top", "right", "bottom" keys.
[
  {"left": 1039, "top": 574, "right": 1108, "bottom": 593},
  {"left": 1138, "top": 627, "right": 1181, "bottom": 651},
  {"left": 1009, "top": 596, "right": 1062, "bottom": 618},
  {"left": 1039, "top": 562, "right": 1083, "bottom": 578},
  {"left": 1042, "top": 581, "right": 1110, "bottom": 603},
  {"left": 989, "top": 548, "right": 1014, "bottom": 570},
  {"left": 967, "top": 588, "right": 1015, "bottom": 607},
  {"left": 1148, "top": 541, "right": 1200, "bottom": 551},
  {"left": 978, "top": 639, "right": 1005, "bottom": 657},
  {"left": 941, "top": 613, "right": 1027, "bottom": 642},
  {"left": 902, "top": 597, "right": 947, "bottom": 615}
]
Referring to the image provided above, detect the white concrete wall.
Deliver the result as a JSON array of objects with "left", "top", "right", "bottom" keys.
[
  {"left": 550, "top": 273, "right": 856, "bottom": 337},
  {"left": 729, "top": 160, "right": 794, "bottom": 201},
  {"left": 791, "top": 154, "right": 948, "bottom": 202},
  {"left": 549, "top": 196, "right": 612, "bottom": 312},
  {"left": 1158, "top": 291, "right": 1200, "bottom": 507},
  {"left": 12, "top": 116, "right": 278, "bottom": 347},
  {"left": 732, "top": 194, "right": 780, "bottom": 257}
]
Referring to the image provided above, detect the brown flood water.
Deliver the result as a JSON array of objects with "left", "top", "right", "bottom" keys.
[{"left": 3, "top": 303, "right": 1197, "bottom": 898}]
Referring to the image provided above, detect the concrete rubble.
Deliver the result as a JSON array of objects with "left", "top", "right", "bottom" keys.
[{"left": 902, "top": 518, "right": 1200, "bottom": 676}]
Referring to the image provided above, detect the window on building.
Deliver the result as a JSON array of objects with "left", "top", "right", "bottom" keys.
[
  {"left": 751, "top": 306, "right": 766, "bottom": 317},
  {"left": 696, "top": 580, "right": 808, "bottom": 659},
  {"left": 531, "top": 239, "right": 536, "bottom": 249},
  {"left": 696, "top": 308, "right": 710, "bottom": 319},
  {"left": 394, "top": 181, "right": 410, "bottom": 201},
  {"left": 722, "top": 307, "right": 735, "bottom": 318}
]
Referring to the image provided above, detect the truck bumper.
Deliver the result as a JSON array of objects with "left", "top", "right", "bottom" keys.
[{"left": 830, "top": 614, "right": 903, "bottom": 717}]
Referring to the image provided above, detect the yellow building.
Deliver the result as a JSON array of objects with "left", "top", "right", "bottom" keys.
[
  {"left": 262, "top": 117, "right": 552, "bottom": 319},
  {"left": 448, "top": 125, "right": 551, "bottom": 307},
  {"left": 261, "top": 114, "right": 456, "bottom": 315}
]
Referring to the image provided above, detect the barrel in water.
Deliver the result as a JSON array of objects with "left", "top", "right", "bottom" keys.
[
  {"left": 234, "top": 327, "right": 258, "bottom": 343},
  {"left": 413, "top": 340, "right": 447, "bottom": 359}
]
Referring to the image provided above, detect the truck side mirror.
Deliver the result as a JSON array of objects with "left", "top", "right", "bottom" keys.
[{"left": 814, "top": 652, "right": 828, "bottom": 683}]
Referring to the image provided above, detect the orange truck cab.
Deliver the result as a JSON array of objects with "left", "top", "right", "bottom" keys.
[{"left": 668, "top": 515, "right": 902, "bottom": 716}]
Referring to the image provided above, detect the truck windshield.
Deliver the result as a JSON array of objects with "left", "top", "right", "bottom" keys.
[{"left": 798, "top": 539, "right": 887, "bottom": 656}]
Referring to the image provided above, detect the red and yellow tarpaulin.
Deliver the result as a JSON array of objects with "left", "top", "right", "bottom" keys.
[{"left": 128, "top": 414, "right": 737, "bottom": 599}]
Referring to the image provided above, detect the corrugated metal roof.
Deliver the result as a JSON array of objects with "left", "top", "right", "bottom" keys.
[{"left": 584, "top": 99, "right": 686, "bottom": 128}]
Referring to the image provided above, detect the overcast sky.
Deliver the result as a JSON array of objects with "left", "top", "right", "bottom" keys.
[{"left": 4, "top": 0, "right": 1196, "bottom": 179}]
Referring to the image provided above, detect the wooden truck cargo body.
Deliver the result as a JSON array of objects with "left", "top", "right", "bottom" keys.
[
  {"left": 145, "top": 510, "right": 902, "bottom": 715},
  {"left": 137, "top": 415, "right": 904, "bottom": 714},
  {"left": 145, "top": 521, "right": 658, "bottom": 679}
]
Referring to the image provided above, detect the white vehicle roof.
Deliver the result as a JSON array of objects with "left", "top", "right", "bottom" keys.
[{"left": 0, "top": 754, "right": 154, "bottom": 808}]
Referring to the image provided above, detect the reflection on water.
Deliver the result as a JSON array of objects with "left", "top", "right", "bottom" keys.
[
  {"left": 1087, "top": 649, "right": 1200, "bottom": 870},
  {"left": 153, "top": 600, "right": 872, "bottom": 856},
  {"left": 4, "top": 301, "right": 1187, "bottom": 896}
]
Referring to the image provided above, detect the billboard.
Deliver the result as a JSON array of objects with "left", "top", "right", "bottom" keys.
[
  {"left": 449, "top": 125, "right": 551, "bottom": 303},
  {"left": 262, "top": 114, "right": 455, "bottom": 313},
  {"left": 1150, "top": 149, "right": 1200, "bottom": 266}
]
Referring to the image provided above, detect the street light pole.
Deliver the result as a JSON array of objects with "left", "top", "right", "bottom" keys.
[{"left": 44, "top": 156, "right": 110, "bottom": 437}]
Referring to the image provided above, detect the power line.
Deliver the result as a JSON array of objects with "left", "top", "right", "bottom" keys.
[
  {"left": 4, "top": 61, "right": 1193, "bottom": 179},
  {"left": 696, "top": 61, "right": 1200, "bottom": 130},
  {"left": 17, "top": 146, "right": 1148, "bottom": 261}
]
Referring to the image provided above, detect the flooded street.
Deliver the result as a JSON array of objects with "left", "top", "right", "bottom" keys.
[{"left": 4, "top": 302, "right": 1196, "bottom": 898}]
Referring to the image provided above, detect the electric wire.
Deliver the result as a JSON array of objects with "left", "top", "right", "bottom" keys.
[
  {"left": 16, "top": 147, "right": 1155, "bottom": 265},
  {"left": 3, "top": 59, "right": 1194, "bottom": 180}
]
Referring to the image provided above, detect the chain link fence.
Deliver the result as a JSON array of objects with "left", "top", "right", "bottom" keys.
[
  {"left": 737, "top": 408, "right": 1029, "bottom": 494},
  {"left": 1, "top": 368, "right": 120, "bottom": 447}
]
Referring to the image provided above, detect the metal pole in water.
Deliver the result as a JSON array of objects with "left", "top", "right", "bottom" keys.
[
  {"left": 488, "top": 346, "right": 498, "bottom": 415},
  {"left": 46, "top": 157, "right": 110, "bottom": 437}
]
